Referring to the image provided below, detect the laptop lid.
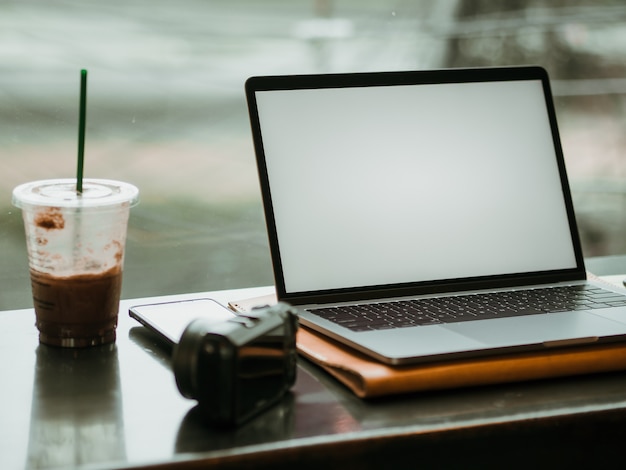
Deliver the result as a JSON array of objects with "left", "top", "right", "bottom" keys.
[{"left": 245, "top": 66, "right": 585, "bottom": 307}]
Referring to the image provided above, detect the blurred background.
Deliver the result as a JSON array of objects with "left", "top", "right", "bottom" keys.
[{"left": 1, "top": 0, "right": 625, "bottom": 309}]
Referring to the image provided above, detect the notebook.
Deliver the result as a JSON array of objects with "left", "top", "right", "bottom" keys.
[{"left": 244, "top": 66, "right": 626, "bottom": 365}]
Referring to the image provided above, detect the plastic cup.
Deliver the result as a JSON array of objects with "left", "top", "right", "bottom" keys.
[{"left": 12, "top": 178, "right": 139, "bottom": 347}]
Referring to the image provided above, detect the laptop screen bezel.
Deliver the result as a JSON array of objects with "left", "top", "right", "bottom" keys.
[{"left": 245, "top": 66, "right": 586, "bottom": 305}]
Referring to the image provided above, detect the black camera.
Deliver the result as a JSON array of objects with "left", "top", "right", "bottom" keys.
[{"left": 172, "top": 302, "right": 299, "bottom": 428}]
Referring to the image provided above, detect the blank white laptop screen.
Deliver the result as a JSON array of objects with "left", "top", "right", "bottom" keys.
[{"left": 254, "top": 79, "right": 577, "bottom": 294}]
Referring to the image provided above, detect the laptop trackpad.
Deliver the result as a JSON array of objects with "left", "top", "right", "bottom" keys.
[{"left": 444, "top": 311, "right": 626, "bottom": 348}]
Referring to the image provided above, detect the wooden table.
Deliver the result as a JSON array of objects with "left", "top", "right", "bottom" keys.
[{"left": 3, "top": 259, "right": 626, "bottom": 469}]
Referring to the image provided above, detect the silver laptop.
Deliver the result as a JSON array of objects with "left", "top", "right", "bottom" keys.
[{"left": 245, "top": 66, "right": 626, "bottom": 365}]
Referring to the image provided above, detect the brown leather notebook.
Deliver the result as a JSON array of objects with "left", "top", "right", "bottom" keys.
[{"left": 229, "top": 292, "right": 626, "bottom": 398}]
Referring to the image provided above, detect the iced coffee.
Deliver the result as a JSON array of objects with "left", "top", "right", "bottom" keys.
[{"left": 12, "top": 179, "right": 139, "bottom": 347}]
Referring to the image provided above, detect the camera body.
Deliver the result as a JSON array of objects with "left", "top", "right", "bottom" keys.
[{"left": 172, "top": 302, "right": 299, "bottom": 427}]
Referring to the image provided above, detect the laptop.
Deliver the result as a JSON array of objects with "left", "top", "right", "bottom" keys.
[{"left": 245, "top": 65, "right": 626, "bottom": 365}]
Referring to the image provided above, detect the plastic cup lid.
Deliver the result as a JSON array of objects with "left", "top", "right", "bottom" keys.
[{"left": 12, "top": 179, "right": 139, "bottom": 209}]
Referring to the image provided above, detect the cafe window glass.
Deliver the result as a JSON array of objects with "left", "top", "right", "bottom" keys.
[{"left": 1, "top": 0, "right": 625, "bottom": 309}]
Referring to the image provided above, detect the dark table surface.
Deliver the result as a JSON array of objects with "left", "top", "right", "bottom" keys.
[{"left": 4, "top": 256, "right": 626, "bottom": 470}]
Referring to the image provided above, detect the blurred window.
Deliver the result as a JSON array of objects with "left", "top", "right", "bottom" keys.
[{"left": 1, "top": 0, "right": 625, "bottom": 309}]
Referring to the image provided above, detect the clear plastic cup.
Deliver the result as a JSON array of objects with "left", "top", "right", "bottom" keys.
[{"left": 12, "top": 178, "right": 139, "bottom": 347}]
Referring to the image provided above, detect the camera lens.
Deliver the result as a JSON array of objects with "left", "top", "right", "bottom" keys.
[{"left": 172, "top": 318, "right": 212, "bottom": 400}]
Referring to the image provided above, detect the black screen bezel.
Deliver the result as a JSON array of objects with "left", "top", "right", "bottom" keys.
[{"left": 245, "top": 66, "right": 586, "bottom": 306}]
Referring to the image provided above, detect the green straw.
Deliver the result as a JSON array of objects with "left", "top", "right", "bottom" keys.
[{"left": 76, "top": 68, "right": 87, "bottom": 193}]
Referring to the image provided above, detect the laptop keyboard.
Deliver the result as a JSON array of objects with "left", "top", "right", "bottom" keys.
[{"left": 307, "top": 285, "right": 626, "bottom": 332}]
